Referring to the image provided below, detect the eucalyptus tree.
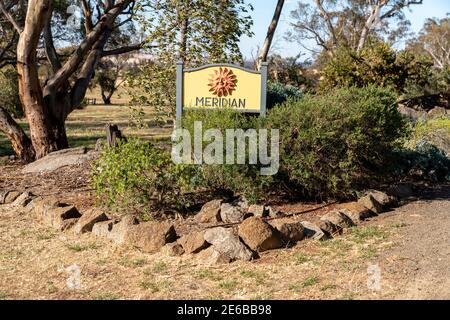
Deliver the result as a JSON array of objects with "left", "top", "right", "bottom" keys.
[
  {"left": 288, "top": 0, "right": 423, "bottom": 57},
  {"left": 0, "top": 0, "right": 150, "bottom": 161}
]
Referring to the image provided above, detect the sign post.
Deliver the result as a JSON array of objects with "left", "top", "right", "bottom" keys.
[{"left": 176, "top": 62, "right": 268, "bottom": 122}]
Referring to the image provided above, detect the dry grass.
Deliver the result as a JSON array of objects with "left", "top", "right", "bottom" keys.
[
  {"left": 0, "top": 86, "right": 171, "bottom": 157},
  {"left": 0, "top": 203, "right": 403, "bottom": 300}
]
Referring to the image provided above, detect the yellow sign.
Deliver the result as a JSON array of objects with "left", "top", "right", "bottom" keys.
[{"left": 176, "top": 63, "right": 268, "bottom": 120}]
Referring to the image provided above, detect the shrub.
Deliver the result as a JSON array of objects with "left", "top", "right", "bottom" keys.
[
  {"left": 266, "top": 85, "right": 407, "bottom": 198},
  {"left": 182, "top": 109, "right": 273, "bottom": 203},
  {"left": 320, "top": 42, "right": 434, "bottom": 96},
  {"left": 0, "top": 67, "right": 22, "bottom": 118},
  {"left": 92, "top": 139, "right": 199, "bottom": 215},
  {"left": 392, "top": 140, "right": 450, "bottom": 182},
  {"left": 267, "top": 81, "right": 303, "bottom": 109},
  {"left": 93, "top": 86, "right": 408, "bottom": 210}
]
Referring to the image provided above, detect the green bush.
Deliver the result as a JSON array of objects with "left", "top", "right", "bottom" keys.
[
  {"left": 93, "top": 86, "right": 408, "bottom": 211},
  {"left": 267, "top": 81, "right": 303, "bottom": 109},
  {"left": 392, "top": 140, "right": 450, "bottom": 182},
  {"left": 0, "top": 67, "right": 22, "bottom": 118},
  {"left": 92, "top": 139, "right": 199, "bottom": 215},
  {"left": 182, "top": 109, "right": 273, "bottom": 203},
  {"left": 320, "top": 42, "right": 434, "bottom": 96},
  {"left": 266, "top": 85, "right": 407, "bottom": 198}
]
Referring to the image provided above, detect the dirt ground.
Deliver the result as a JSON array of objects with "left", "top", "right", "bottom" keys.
[{"left": 1, "top": 161, "right": 449, "bottom": 300}]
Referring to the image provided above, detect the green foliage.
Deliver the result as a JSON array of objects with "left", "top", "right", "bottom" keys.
[
  {"left": 92, "top": 139, "right": 198, "bottom": 214},
  {"left": 393, "top": 140, "right": 450, "bottom": 182},
  {"left": 182, "top": 109, "right": 273, "bottom": 203},
  {"left": 94, "top": 87, "right": 409, "bottom": 209},
  {"left": 266, "top": 85, "right": 407, "bottom": 198},
  {"left": 127, "top": 62, "right": 176, "bottom": 123},
  {"left": 127, "top": 0, "right": 253, "bottom": 118},
  {"left": 93, "top": 60, "right": 122, "bottom": 105},
  {"left": 320, "top": 42, "right": 434, "bottom": 95},
  {"left": 0, "top": 67, "right": 22, "bottom": 118},
  {"left": 267, "top": 81, "right": 303, "bottom": 109}
]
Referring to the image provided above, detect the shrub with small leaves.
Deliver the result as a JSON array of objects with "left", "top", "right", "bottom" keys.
[{"left": 92, "top": 139, "right": 199, "bottom": 214}]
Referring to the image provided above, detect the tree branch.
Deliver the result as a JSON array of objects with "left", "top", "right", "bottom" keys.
[{"left": 0, "top": 0, "right": 22, "bottom": 33}]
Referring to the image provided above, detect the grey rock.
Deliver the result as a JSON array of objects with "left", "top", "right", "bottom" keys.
[
  {"left": 92, "top": 220, "right": 114, "bottom": 238},
  {"left": 247, "top": 204, "right": 268, "bottom": 218},
  {"left": 220, "top": 202, "right": 246, "bottom": 223},
  {"left": 195, "top": 246, "right": 232, "bottom": 265},
  {"left": 196, "top": 200, "right": 222, "bottom": 224},
  {"left": 204, "top": 227, "right": 254, "bottom": 261},
  {"left": 358, "top": 194, "right": 383, "bottom": 214},
  {"left": 108, "top": 215, "right": 139, "bottom": 245},
  {"left": 301, "top": 221, "right": 326, "bottom": 241},
  {"left": 270, "top": 219, "right": 305, "bottom": 243},
  {"left": 366, "top": 190, "right": 397, "bottom": 208},
  {"left": 22, "top": 147, "right": 98, "bottom": 174},
  {"left": 320, "top": 211, "right": 355, "bottom": 229}
]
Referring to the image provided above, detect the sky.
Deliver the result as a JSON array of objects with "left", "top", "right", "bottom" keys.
[{"left": 239, "top": 0, "right": 450, "bottom": 60}]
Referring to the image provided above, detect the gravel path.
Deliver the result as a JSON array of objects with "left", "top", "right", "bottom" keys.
[{"left": 363, "top": 185, "right": 450, "bottom": 299}]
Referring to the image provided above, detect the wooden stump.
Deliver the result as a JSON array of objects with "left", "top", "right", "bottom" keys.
[{"left": 105, "top": 124, "right": 126, "bottom": 148}]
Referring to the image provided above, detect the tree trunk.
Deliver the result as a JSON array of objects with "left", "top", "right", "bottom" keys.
[
  {"left": 256, "top": 0, "right": 285, "bottom": 71},
  {"left": 0, "top": 106, "right": 35, "bottom": 162},
  {"left": 16, "top": 0, "right": 60, "bottom": 159}
]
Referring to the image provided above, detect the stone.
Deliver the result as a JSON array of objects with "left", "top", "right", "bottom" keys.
[
  {"left": 44, "top": 205, "right": 82, "bottom": 230},
  {"left": 301, "top": 221, "right": 326, "bottom": 241},
  {"left": 247, "top": 204, "right": 268, "bottom": 218},
  {"left": 178, "top": 230, "right": 210, "bottom": 254},
  {"left": 398, "top": 105, "right": 427, "bottom": 121},
  {"left": 22, "top": 147, "right": 98, "bottom": 174},
  {"left": 337, "top": 202, "right": 374, "bottom": 224},
  {"left": 269, "top": 219, "right": 305, "bottom": 243},
  {"left": 238, "top": 217, "right": 283, "bottom": 252},
  {"left": 204, "top": 227, "right": 254, "bottom": 261},
  {"left": 320, "top": 211, "right": 355, "bottom": 229},
  {"left": 318, "top": 220, "right": 341, "bottom": 236},
  {"left": 220, "top": 202, "right": 246, "bottom": 223},
  {"left": 73, "top": 209, "right": 109, "bottom": 234},
  {"left": 12, "top": 192, "right": 35, "bottom": 207},
  {"left": 267, "top": 206, "right": 281, "bottom": 218},
  {"left": 366, "top": 190, "right": 397, "bottom": 208},
  {"left": 92, "top": 220, "right": 114, "bottom": 238},
  {"left": 233, "top": 197, "right": 249, "bottom": 210},
  {"left": 196, "top": 200, "right": 222, "bottom": 224},
  {"left": 61, "top": 218, "right": 79, "bottom": 231},
  {"left": 427, "top": 107, "right": 448, "bottom": 120},
  {"left": 4, "top": 191, "right": 21, "bottom": 204},
  {"left": 195, "top": 246, "right": 231, "bottom": 265},
  {"left": 108, "top": 215, "right": 139, "bottom": 244},
  {"left": 125, "top": 221, "right": 177, "bottom": 253},
  {"left": 31, "top": 197, "right": 62, "bottom": 216},
  {"left": 0, "top": 190, "right": 9, "bottom": 204},
  {"left": 358, "top": 194, "right": 383, "bottom": 214},
  {"left": 161, "top": 242, "right": 185, "bottom": 257},
  {"left": 387, "top": 183, "right": 414, "bottom": 199}
]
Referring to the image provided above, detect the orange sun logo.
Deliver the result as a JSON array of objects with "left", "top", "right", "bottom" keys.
[{"left": 208, "top": 67, "right": 238, "bottom": 97}]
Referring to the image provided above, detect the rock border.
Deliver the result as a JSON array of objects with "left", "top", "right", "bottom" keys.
[{"left": 0, "top": 185, "right": 412, "bottom": 265}]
